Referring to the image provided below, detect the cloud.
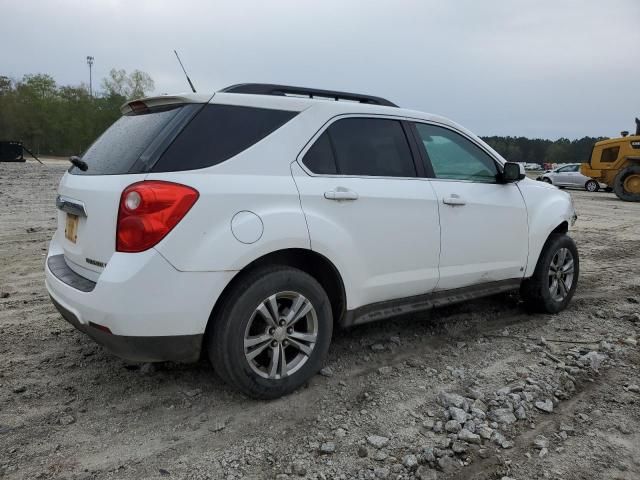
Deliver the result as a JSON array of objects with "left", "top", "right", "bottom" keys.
[{"left": 1, "top": 0, "right": 638, "bottom": 138}]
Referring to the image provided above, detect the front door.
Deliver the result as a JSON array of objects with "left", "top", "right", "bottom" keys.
[
  {"left": 412, "top": 122, "right": 529, "bottom": 291},
  {"left": 292, "top": 116, "right": 441, "bottom": 309}
]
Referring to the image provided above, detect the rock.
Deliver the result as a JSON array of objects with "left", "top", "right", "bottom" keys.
[
  {"left": 449, "top": 407, "right": 467, "bottom": 424},
  {"left": 539, "top": 447, "right": 548, "bottom": 458},
  {"left": 12, "top": 386, "right": 26, "bottom": 394},
  {"left": 403, "top": 454, "right": 418, "bottom": 470},
  {"left": 579, "top": 351, "right": 606, "bottom": 372},
  {"left": 489, "top": 408, "right": 517, "bottom": 425},
  {"left": 438, "top": 391, "right": 467, "bottom": 410},
  {"left": 533, "top": 435, "right": 549, "bottom": 449},
  {"left": 627, "top": 384, "right": 640, "bottom": 393},
  {"left": 319, "top": 367, "right": 334, "bottom": 377},
  {"left": 622, "top": 312, "right": 639, "bottom": 322},
  {"left": 535, "top": 399, "right": 554, "bottom": 413},
  {"left": 463, "top": 421, "right": 476, "bottom": 433},
  {"left": 320, "top": 442, "right": 335, "bottom": 454},
  {"left": 357, "top": 446, "right": 368, "bottom": 457},
  {"left": 373, "top": 450, "right": 388, "bottom": 461},
  {"left": 0, "top": 292, "right": 9, "bottom": 298},
  {"left": 416, "top": 465, "right": 438, "bottom": 480},
  {"left": 515, "top": 405, "right": 527, "bottom": 420},
  {"left": 389, "top": 336, "right": 401, "bottom": 345},
  {"left": 559, "top": 422, "right": 575, "bottom": 434},
  {"left": 422, "top": 418, "right": 435, "bottom": 429},
  {"left": 374, "top": 467, "right": 389, "bottom": 479},
  {"left": 371, "top": 343, "right": 385, "bottom": 352},
  {"left": 445, "top": 420, "right": 461, "bottom": 433},
  {"left": 437, "top": 455, "right": 458, "bottom": 473},
  {"left": 377, "top": 366, "right": 393, "bottom": 375},
  {"left": 492, "top": 431, "right": 514, "bottom": 449},
  {"left": 467, "top": 387, "right": 484, "bottom": 400},
  {"left": 496, "top": 386, "right": 511, "bottom": 396},
  {"left": 623, "top": 337, "right": 637, "bottom": 347},
  {"left": 458, "top": 428, "right": 481, "bottom": 444},
  {"left": 433, "top": 421, "right": 443, "bottom": 433},
  {"left": 478, "top": 426, "right": 493, "bottom": 439},
  {"left": 292, "top": 461, "right": 307, "bottom": 476},
  {"left": 159, "top": 469, "right": 170, "bottom": 476},
  {"left": 478, "top": 448, "right": 490, "bottom": 459},
  {"left": 421, "top": 447, "right": 436, "bottom": 463},
  {"left": 451, "top": 441, "right": 467, "bottom": 454},
  {"left": 472, "top": 398, "right": 487, "bottom": 412},
  {"left": 59, "top": 415, "right": 76, "bottom": 426},
  {"left": 367, "top": 435, "right": 389, "bottom": 449}
]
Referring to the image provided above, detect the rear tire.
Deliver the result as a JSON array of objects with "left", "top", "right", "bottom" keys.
[
  {"left": 613, "top": 165, "right": 640, "bottom": 202},
  {"left": 208, "top": 266, "right": 333, "bottom": 399},
  {"left": 521, "top": 234, "right": 579, "bottom": 313},
  {"left": 585, "top": 180, "right": 599, "bottom": 192}
]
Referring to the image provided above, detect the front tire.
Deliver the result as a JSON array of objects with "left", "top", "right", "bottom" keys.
[
  {"left": 208, "top": 266, "right": 333, "bottom": 399},
  {"left": 521, "top": 234, "right": 579, "bottom": 313},
  {"left": 585, "top": 180, "right": 599, "bottom": 192},
  {"left": 542, "top": 177, "right": 552, "bottom": 184}
]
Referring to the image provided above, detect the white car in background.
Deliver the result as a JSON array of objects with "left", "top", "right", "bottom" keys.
[
  {"left": 537, "top": 163, "right": 605, "bottom": 192},
  {"left": 45, "top": 83, "right": 580, "bottom": 399}
]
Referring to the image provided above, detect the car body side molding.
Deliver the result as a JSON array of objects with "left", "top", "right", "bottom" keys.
[{"left": 340, "top": 278, "right": 522, "bottom": 327}]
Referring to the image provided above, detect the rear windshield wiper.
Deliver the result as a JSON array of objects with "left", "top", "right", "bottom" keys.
[{"left": 69, "top": 156, "right": 88, "bottom": 171}]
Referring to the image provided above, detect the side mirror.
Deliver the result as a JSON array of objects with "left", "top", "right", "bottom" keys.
[{"left": 502, "top": 162, "right": 526, "bottom": 183}]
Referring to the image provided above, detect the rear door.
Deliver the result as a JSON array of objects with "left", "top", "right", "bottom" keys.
[
  {"left": 292, "top": 116, "right": 441, "bottom": 309},
  {"left": 412, "top": 122, "right": 528, "bottom": 291},
  {"left": 57, "top": 104, "right": 197, "bottom": 280}
]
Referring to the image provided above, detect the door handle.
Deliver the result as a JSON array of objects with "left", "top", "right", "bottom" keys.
[
  {"left": 442, "top": 194, "right": 466, "bottom": 206},
  {"left": 324, "top": 189, "right": 359, "bottom": 201}
]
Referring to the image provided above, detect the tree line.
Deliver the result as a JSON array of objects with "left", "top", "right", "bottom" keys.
[
  {"left": 1, "top": 72, "right": 608, "bottom": 162},
  {"left": 0, "top": 69, "right": 154, "bottom": 156},
  {"left": 481, "top": 135, "right": 607, "bottom": 166}
]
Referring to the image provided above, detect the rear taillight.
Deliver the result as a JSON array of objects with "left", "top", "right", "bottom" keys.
[{"left": 116, "top": 181, "right": 199, "bottom": 253}]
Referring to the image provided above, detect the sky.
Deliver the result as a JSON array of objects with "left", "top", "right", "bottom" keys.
[{"left": 1, "top": 0, "right": 639, "bottom": 139}]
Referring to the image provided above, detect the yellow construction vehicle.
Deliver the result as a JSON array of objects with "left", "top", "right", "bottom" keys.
[{"left": 581, "top": 118, "right": 640, "bottom": 201}]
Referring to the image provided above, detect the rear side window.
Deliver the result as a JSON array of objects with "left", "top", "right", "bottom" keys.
[
  {"left": 302, "top": 132, "right": 337, "bottom": 174},
  {"left": 71, "top": 105, "right": 186, "bottom": 175},
  {"left": 153, "top": 104, "right": 298, "bottom": 172},
  {"left": 302, "top": 118, "right": 415, "bottom": 177}
]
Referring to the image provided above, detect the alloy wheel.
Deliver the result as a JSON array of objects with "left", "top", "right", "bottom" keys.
[
  {"left": 244, "top": 291, "right": 318, "bottom": 379},
  {"left": 548, "top": 247, "right": 575, "bottom": 302}
]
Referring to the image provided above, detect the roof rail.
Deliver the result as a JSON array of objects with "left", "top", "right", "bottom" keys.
[{"left": 219, "top": 83, "right": 398, "bottom": 107}]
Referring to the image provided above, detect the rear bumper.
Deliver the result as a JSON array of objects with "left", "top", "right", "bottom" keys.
[
  {"left": 45, "top": 231, "right": 237, "bottom": 362},
  {"left": 50, "top": 295, "right": 202, "bottom": 362}
]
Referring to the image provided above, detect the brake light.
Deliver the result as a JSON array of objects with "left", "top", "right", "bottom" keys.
[{"left": 116, "top": 181, "right": 199, "bottom": 253}]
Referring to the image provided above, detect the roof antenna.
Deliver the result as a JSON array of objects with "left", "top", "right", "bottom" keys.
[{"left": 173, "top": 50, "right": 196, "bottom": 93}]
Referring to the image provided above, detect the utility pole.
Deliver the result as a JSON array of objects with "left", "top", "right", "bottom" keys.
[{"left": 86, "top": 56, "right": 94, "bottom": 97}]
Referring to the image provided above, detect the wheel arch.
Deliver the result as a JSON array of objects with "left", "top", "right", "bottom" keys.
[{"left": 204, "top": 248, "right": 347, "bottom": 343}]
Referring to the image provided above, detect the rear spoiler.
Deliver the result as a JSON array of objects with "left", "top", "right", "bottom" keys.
[{"left": 120, "top": 93, "right": 214, "bottom": 114}]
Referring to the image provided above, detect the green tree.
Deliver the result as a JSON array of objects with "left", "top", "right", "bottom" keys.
[{"left": 101, "top": 68, "right": 154, "bottom": 100}]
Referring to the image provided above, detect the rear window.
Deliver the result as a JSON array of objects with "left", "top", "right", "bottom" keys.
[
  {"left": 152, "top": 104, "right": 298, "bottom": 172},
  {"left": 70, "top": 105, "right": 189, "bottom": 175}
]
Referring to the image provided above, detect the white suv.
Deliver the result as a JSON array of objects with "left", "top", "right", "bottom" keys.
[{"left": 46, "top": 84, "right": 579, "bottom": 398}]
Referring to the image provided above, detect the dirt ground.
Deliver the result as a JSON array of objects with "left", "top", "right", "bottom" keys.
[{"left": 1, "top": 162, "right": 638, "bottom": 480}]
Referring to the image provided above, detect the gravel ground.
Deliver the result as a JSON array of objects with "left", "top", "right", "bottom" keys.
[{"left": 0, "top": 162, "right": 639, "bottom": 480}]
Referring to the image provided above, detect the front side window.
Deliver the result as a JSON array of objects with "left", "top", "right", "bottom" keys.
[
  {"left": 302, "top": 117, "right": 416, "bottom": 177},
  {"left": 414, "top": 123, "right": 498, "bottom": 183}
]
